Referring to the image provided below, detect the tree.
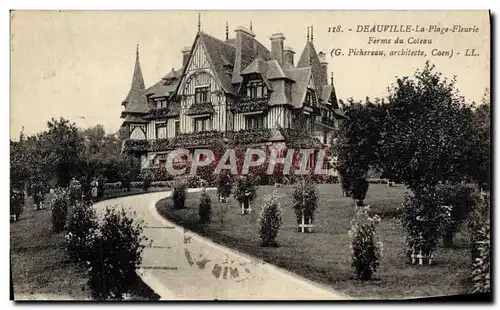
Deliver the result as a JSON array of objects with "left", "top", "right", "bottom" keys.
[
  {"left": 469, "top": 89, "right": 490, "bottom": 191},
  {"left": 46, "top": 118, "right": 85, "bottom": 187},
  {"left": 381, "top": 62, "right": 474, "bottom": 192},
  {"left": 330, "top": 98, "right": 385, "bottom": 205},
  {"left": 382, "top": 62, "right": 477, "bottom": 262}
]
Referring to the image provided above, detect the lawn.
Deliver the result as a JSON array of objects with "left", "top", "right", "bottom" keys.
[
  {"left": 10, "top": 189, "right": 164, "bottom": 300},
  {"left": 156, "top": 183, "right": 472, "bottom": 299}
]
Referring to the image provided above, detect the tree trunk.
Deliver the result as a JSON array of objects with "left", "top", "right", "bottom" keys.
[{"left": 443, "top": 230, "right": 454, "bottom": 248}]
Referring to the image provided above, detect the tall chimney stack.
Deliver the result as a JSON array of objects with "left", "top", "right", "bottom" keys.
[
  {"left": 318, "top": 51, "right": 328, "bottom": 85},
  {"left": 181, "top": 46, "right": 191, "bottom": 68},
  {"left": 284, "top": 46, "right": 295, "bottom": 67},
  {"left": 270, "top": 33, "right": 286, "bottom": 66}
]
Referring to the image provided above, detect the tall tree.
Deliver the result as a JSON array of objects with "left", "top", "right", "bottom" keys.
[
  {"left": 469, "top": 89, "right": 490, "bottom": 191},
  {"left": 381, "top": 61, "right": 474, "bottom": 192},
  {"left": 45, "top": 118, "right": 85, "bottom": 187},
  {"left": 330, "top": 97, "right": 385, "bottom": 204}
]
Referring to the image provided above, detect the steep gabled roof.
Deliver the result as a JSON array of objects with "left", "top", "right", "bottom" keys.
[
  {"left": 240, "top": 58, "right": 272, "bottom": 89},
  {"left": 146, "top": 68, "right": 182, "bottom": 99},
  {"left": 319, "top": 85, "right": 339, "bottom": 109},
  {"left": 122, "top": 46, "right": 149, "bottom": 115},
  {"left": 198, "top": 32, "right": 236, "bottom": 95},
  {"left": 297, "top": 41, "right": 326, "bottom": 96},
  {"left": 231, "top": 29, "right": 270, "bottom": 85},
  {"left": 284, "top": 67, "right": 312, "bottom": 109}
]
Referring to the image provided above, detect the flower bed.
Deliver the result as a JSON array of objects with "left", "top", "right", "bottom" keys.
[
  {"left": 170, "top": 131, "right": 224, "bottom": 148},
  {"left": 230, "top": 128, "right": 272, "bottom": 145},
  {"left": 185, "top": 102, "right": 214, "bottom": 116},
  {"left": 122, "top": 139, "right": 151, "bottom": 153},
  {"left": 232, "top": 97, "right": 270, "bottom": 113}
]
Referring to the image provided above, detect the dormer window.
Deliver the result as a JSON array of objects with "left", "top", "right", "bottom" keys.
[
  {"left": 246, "top": 79, "right": 267, "bottom": 99},
  {"left": 195, "top": 86, "right": 210, "bottom": 104},
  {"left": 305, "top": 89, "right": 317, "bottom": 107},
  {"left": 156, "top": 99, "right": 167, "bottom": 109}
]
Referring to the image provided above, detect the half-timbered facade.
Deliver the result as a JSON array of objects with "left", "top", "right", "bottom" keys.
[{"left": 120, "top": 24, "right": 345, "bottom": 171}]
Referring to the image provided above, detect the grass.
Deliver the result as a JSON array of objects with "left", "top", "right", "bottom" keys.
[
  {"left": 156, "top": 183, "right": 472, "bottom": 299},
  {"left": 10, "top": 190, "right": 165, "bottom": 301}
]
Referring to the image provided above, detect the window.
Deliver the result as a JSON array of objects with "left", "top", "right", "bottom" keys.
[
  {"left": 156, "top": 99, "right": 167, "bottom": 109},
  {"left": 174, "top": 119, "right": 180, "bottom": 136},
  {"left": 195, "top": 86, "right": 210, "bottom": 104},
  {"left": 156, "top": 122, "right": 167, "bottom": 139},
  {"left": 194, "top": 117, "right": 211, "bottom": 132},
  {"left": 245, "top": 115, "right": 265, "bottom": 130},
  {"left": 246, "top": 80, "right": 267, "bottom": 99},
  {"left": 305, "top": 89, "right": 316, "bottom": 107}
]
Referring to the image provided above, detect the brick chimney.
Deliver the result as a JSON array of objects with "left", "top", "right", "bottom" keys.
[
  {"left": 318, "top": 51, "right": 328, "bottom": 85},
  {"left": 182, "top": 46, "right": 191, "bottom": 68},
  {"left": 284, "top": 46, "right": 295, "bottom": 66},
  {"left": 270, "top": 33, "right": 286, "bottom": 66}
]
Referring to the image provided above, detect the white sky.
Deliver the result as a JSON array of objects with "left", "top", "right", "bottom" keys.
[{"left": 10, "top": 10, "right": 490, "bottom": 139}]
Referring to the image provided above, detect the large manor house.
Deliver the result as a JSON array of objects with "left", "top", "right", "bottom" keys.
[{"left": 120, "top": 19, "right": 345, "bottom": 171}]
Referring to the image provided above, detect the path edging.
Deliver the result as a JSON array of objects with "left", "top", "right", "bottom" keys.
[{"left": 147, "top": 188, "right": 350, "bottom": 300}]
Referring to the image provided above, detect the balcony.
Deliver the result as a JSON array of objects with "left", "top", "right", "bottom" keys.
[
  {"left": 185, "top": 102, "right": 214, "bottom": 116},
  {"left": 231, "top": 96, "right": 269, "bottom": 114},
  {"left": 228, "top": 128, "right": 273, "bottom": 145}
]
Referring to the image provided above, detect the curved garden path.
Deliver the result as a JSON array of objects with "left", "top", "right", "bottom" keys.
[{"left": 93, "top": 189, "right": 349, "bottom": 301}]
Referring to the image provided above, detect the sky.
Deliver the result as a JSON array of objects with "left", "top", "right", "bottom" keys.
[{"left": 10, "top": 10, "right": 490, "bottom": 139}]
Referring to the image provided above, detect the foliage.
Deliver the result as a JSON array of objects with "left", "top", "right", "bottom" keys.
[
  {"left": 65, "top": 201, "right": 98, "bottom": 262},
  {"left": 435, "top": 183, "right": 479, "bottom": 247},
  {"left": 292, "top": 180, "right": 319, "bottom": 225},
  {"left": 141, "top": 169, "right": 152, "bottom": 192},
  {"left": 10, "top": 187, "right": 24, "bottom": 219},
  {"left": 381, "top": 62, "right": 475, "bottom": 192},
  {"left": 234, "top": 175, "right": 257, "bottom": 204},
  {"left": 348, "top": 206, "right": 383, "bottom": 281},
  {"left": 50, "top": 188, "right": 72, "bottom": 233},
  {"left": 198, "top": 188, "right": 212, "bottom": 224},
  {"left": 217, "top": 171, "right": 233, "bottom": 200},
  {"left": 469, "top": 198, "right": 490, "bottom": 293},
  {"left": 469, "top": 90, "right": 490, "bottom": 191},
  {"left": 230, "top": 128, "right": 272, "bottom": 145},
  {"left": 399, "top": 187, "right": 451, "bottom": 260},
  {"left": 258, "top": 188, "right": 283, "bottom": 247},
  {"left": 68, "top": 178, "right": 82, "bottom": 203},
  {"left": 172, "top": 180, "right": 188, "bottom": 209},
  {"left": 86, "top": 207, "right": 148, "bottom": 300},
  {"left": 122, "top": 139, "right": 150, "bottom": 153},
  {"left": 330, "top": 98, "right": 385, "bottom": 204},
  {"left": 45, "top": 118, "right": 85, "bottom": 187}
]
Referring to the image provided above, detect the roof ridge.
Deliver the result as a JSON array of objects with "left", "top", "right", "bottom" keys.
[{"left": 199, "top": 31, "right": 237, "bottom": 49}]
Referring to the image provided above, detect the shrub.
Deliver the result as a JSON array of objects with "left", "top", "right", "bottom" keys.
[
  {"left": 217, "top": 171, "right": 233, "bottom": 201},
  {"left": 435, "top": 183, "right": 479, "bottom": 247},
  {"left": 399, "top": 188, "right": 451, "bottom": 262},
  {"left": 352, "top": 178, "right": 369, "bottom": 206},
  {"left": 50, "top": 188, "right": 71, "bottom": 233},
  {"left": 96, "top": 175, "right": 107, "bottom": 198},
  {"left": 198, "top": 188, "right": 212, "bottom": 224},
  {"left": 172, "top": 180, "right": 188, "bottom": 209},
  {"left": 65, "top": 201, "right": 98, "bottom": 261},
  {"left": 258, "top": 188, "right": 283, "bottom": 247},
  {"left": 68, "top": 178, "right": 82, "bottom": 204},
  {"left": 130, "top": 181, "right": 143, "bottom": 188},
  {"left": 10, "top": 186, "right": 24, "bottom": 220},
  {"left": 142, "top": 170, "right": 152, "bottom": 192},
  {"left": 348, "top": 206, "right": 383, "bottom": 281},
  {"left": 86, "top": 207, "right": 148, "bottom": 300},
  {"left": 469, "top": 198, "right": 490, "bottom": 293},
  {"left": 292, "top": 180, "right": 319, "bottom": 227},
  {"left": 234, "top": 175, "right": 257, "bottom": 205}
]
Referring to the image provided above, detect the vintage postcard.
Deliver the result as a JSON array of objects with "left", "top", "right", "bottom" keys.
[{"left": 10, "top": 10, "right": 491, "bottom": 301}]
